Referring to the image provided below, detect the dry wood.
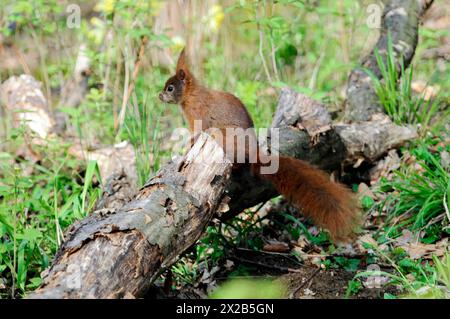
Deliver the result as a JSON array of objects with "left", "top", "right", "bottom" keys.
[
  {"left": 28, "top": 133, "right": 232, "bottom": 298},
  {"left": 1, "top": 74, "right": 55, "bottom": 139}
]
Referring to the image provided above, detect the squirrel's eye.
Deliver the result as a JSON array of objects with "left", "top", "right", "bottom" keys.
[{"left": 167, "top": 85, "right": 174, "bottom": 92}]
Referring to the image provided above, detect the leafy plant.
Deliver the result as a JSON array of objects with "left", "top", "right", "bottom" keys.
[
  {"left": 355, "top": 245, "right": 450, "bottom": 299},
  {"left": 345, "top": 279, "right": 363, "bottom": 298},
  {"left": 366, "top": 34, "right": 448, "bottom": 131},
  {"left": 379, "top": 143, "right": 449, "bottom": 240},
  {"left": 0, "top": 136, "right": 102, "bottom": 297}
]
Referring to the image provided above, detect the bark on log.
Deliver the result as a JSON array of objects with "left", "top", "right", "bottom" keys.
[
  {"left": 28, "top": 133, "right": 232, "bottom": 298},
  {"left": 345, "top": 0, "right": 434, "bottom": 121},
  {"left": 0, "top": 74, "right": 55, "bottom": 139}
]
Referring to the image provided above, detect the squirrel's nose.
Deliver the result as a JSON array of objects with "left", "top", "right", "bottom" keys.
[{"left": 159, "top": 93, "right": 164, "bottom": 101}]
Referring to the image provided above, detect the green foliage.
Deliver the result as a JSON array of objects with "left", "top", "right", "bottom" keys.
[
  {"left": 0, "top": 134, "right": 101, "bottom": 297},
  {"left": 432, "top": 253, "right": 450, "bottom": 292},
  {"left": 379, "top": 141, "right": 449, "bottom": 240},
  {"left": 2, "top": 1, "right": 64, "bottom": 37},
  {"left": 123, "top": 93, "right": 163, "bottom": 187},
  {"left": 333, "top": 257, "right": 361, "bottom": 272},
  {"left": 171, "top": 258, "right": 200, "bottom": 287},
  {"left": 366, "top": 35, "right": 448, "bottom": 131},
  {"left": 355, "top": 244, "right": 450, "bottom": 299},
  {"left": 361, "top": 195, "right": 375, "bottom": 211},
  {"left": 345, "top": 279, "right": 363, "bottom": 298},
  {"left": 279, "top": 212, "right": 329, "bottom": 245}
]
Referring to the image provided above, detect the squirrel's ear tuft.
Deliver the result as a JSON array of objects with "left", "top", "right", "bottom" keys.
[
  {"left": 176, "top": 48, "right": 187, "bottom": 72},
  {"left": 175, "top": 48, "right": 192, "bottom": 82},
  {"left": 177, "top": 69, "right": 186, "bottom": 81}
]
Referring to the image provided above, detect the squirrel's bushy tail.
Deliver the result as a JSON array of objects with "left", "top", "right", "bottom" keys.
[{"left": 253, "top": 156, "right": 360, "bottom": 242}]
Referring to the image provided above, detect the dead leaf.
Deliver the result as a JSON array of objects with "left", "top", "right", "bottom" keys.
[
  {"left": 411, "top": 81, "right": 439, "bottom": 101},
  {"left": 396, "top": 229, "right": 416, "bottom": 246},
  {"left": 395, "top": 230, "right": 447, "bottom": 260},
  {"left": 369, "top": 149, "right": 401, "bottom": 184},
  {"left": 402, "top": 243, "right": 437, "bottom": 260},
  {"left": 263, "top": 241, "right": 290, "bottom": 253},
  {"left": 336, "top": 243, "right": 359, "bottom": 256},
  {"left": 358, "top": 183, "right": 376, "bottom": 199}
]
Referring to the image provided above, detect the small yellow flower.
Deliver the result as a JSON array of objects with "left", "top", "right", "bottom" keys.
[
  {"left": 94, "top": 0, "right": 116, "bottom": 15},
  {"left": 87, "top": 17, "right": 105, "bottom": 44},
  {"left": 203, "top": 4, "right": 225, "bottom": 33},
  {"left": 171, "top": 36, "right": 186, "bottom": 51},
  {"left": 150, "top": 0, "right": 164, "bottom": 16},
  {"left": 90, "top": 17, "right": 104, "bottom": 28}
]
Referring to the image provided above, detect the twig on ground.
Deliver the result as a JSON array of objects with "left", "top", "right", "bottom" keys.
[
  {"left": 290, "top": 268, "right": 320, "bottom": 298},
  {"left": 443, "top": 193, "right": 450, "bottom": 224},
  {"left": 231, "top": 256, "right": 304, "bottom": 273}
]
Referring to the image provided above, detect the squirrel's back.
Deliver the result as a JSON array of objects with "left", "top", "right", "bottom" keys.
[{"left": 182, "top": 86, "right": 254, "bottom": 131}]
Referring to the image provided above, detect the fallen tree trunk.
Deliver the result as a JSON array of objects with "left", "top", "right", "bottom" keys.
[
  {"left": 28, "top": 133, "right": 232, "bottom": 298},
  {"left": 0, "top": 74, "right": 55, "bottom": 139}
]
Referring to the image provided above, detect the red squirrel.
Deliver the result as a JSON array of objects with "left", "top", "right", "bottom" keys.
[{"left": 159, "top": 49, "right": 359, "bottom": 242}]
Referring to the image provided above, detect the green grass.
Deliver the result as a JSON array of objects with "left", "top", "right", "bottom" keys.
[
  {"left": 366, "top": 34, "right": 449, "bottom": 132},
  {"left": 354, "top": 246, "right": 450, "bottom": 299},
  {"left": 123, "top": 92, "right": 163, "bottom": 187},
  {"left": 0, "top": 135, "right": 102, "bottom": 297},
  {"left": 378, "top": 140, "right": 449, "bottom": 241}
]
